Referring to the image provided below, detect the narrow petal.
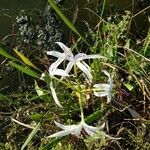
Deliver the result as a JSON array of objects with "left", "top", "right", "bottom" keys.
[
  {"left": 76, "top": 61, "right": 93, "bottom": 81},
  {"left": 40, "top": 73, "right": 45, "bottom": 81},
  {"left": 49, "top": 57, "right": 64, "bottom": 72},
  {"left": 48, "top": 129, "right": 73, "bottom": 138},
  {"left": 54, "top": 121, "right": 77, "bottom": 130},
  {"left": 54, "top": 57, "right": 65, "bottom": 69},
  {"left": 102, "top": 70, "right": 110, "bottom": 78},
  {"left": 52, "top": 69, "right": 69, "bottom": 77},
  {"left": 47, "top": 51, "right": 65, "bottom": 58},
  {"left": 102, "top": 70, "right": 113, "bottom": 103},
  {"left": 50, "top": 82, "right": 63, "bottom": 108},
  {"left": 65, "top": 61, "right": 74, "bottom": 74},
  {"left": 84, "top": 127, "right": 96, "bottom": 136},
  {"left": 82, "top": 61, "right": 91, "bottom": 72},
  {"left": 102, "top": 70, "right": 113, "bottom": 86},
  {"left": 56, "top": 42, "right": 73, "bottom": 58},
  {"left": 107, "top": 93, "right": 111, "bottom": 103},
  {"left": 78, "top": 54, "right": 106, "bottom": 61},
  {"left": 93, "top": 84, "right": 110, "bottom": 97},
  {"left": 83, "top": 123, "right": 99, "bottom": 132},
  {"left": 75, "top": 53, "right": 87, "bottom": 60},
  {"left": 102, "top": 132, "right": 121, "bottom": 140},
  {"left": 99, "top": 122, "right": 106, "bottom": 130},
  {"left": 94, "top": 91, "right": 107, "bottom": 97},
  {"left": 93, "top": 84, "right": 109, "bottom": 90},
  {"left": 49, "top": 58, "right": 68, "bottom": 77}
]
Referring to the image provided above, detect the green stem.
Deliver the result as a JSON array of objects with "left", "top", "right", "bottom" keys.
[
  {"left": 74, "top": 64, "right": 85, "bottom": 121},
  {"left": 78, "top": 94, "right": 84, "bottom": 121},
  {"left": 100, "top": 0, "right": 106, "bottom": 18}
]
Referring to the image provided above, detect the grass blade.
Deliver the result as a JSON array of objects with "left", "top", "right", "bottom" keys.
[
  {"left": 48, "top": 0, "right": 90, "bottom": 46},
  {"left": 0, "top": 48, "right": 17, "bottom": 61},
  {"left": 0, "top": 93, "right": 13, "bottom": 103},
  {"left": 9, "top": 61, "right": 39, "bottom": 78},
  {"left": 21, "top": 122, "right": 41, "bottom": 150},
  {"left": 13, "top": 49, "right": 36, "bottom": 68}
]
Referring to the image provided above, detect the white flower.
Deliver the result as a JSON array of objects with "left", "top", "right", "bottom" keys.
[
  {"left": 93, "top": 70, "right": 113, "bottom": 103},
  {"left": 47, "top": 42, "right": 106, "bottom": 81},
  {"left": 48, "top": 119, "right": 105, "bottom": 138}
]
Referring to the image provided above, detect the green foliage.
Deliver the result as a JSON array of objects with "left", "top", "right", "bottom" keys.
[
  {"left": 0, "top": 48, "right": 17, "bottom": 61},
  {"left": 48, "top": 0, "right": 90, "bottom": 46},
  {"left": 142, "top": 30, "right": 150, "bottom": 56},
  {"left": 9, "top": 61, "right": 39, "bottom": 78},
  {"left": 13, "top": 49, "right": 36, "bottom": 68},
  {"left": 0, "top": 2, "right": 150, "bottom": 150},
  {"left": 21, "top": 122, "right": 41, "bottom": 150}
]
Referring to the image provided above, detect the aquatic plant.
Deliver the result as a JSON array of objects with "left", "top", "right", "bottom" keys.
[{"left": 0, "top": 0, "right": 149, "bottom": 149}]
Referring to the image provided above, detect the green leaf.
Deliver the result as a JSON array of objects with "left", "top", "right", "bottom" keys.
[
  {"left": 14, "top": 49, "right": 36, "bottom": 68},
  {"left": 0, "top": 93, "right": 13, "bottom": 103},
  {"left": 21, "top": 122, "right": 41, "bottom": 150},
  {"left": 85, "top": 108, "right": 108, "bottom": 124},
  {"left": 124, "top": 83, "right": 134, "bottom": 91},
  {"left": 9, "top": 61, "right": 39, "bottom": 78},
  {"left": 48, "top": 0, "right": 90, "bottom": 46},
  {"left": 31, "top": 113, "right": 43, "bottom": 121},
  {"left": 35, "top": 80, "right": 44, "bottom": 96},
  {"left": 0, "top": 48, "right": 17, "bottom": 61}
]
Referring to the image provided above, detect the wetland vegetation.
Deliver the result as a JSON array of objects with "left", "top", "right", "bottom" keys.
[{"left": 0, "top": 0, "right": 150, "bottom": 149}]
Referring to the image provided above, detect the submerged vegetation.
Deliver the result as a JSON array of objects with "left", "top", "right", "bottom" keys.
[{"left": 0, "top": 0, "right": 150, "bottom": 149}]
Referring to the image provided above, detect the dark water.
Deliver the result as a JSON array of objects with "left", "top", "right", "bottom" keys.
[
  {"left": 0, "top": 0, "right": 46, "bottom": 40},
  {"left": 0, "top": 0, "right": 149, "bottom": 40}
]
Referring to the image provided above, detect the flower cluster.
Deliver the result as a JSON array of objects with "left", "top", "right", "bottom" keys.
[{"left": 44, "top": 42, "right": 115, "bottom": 139}]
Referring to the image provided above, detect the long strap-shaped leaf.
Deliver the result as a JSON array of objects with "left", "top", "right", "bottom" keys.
[
  {"left": 0, "top": 48, "right": 17, "bottom": 61},
  {"left": 14, "top": 49, "right": 36, "bottom": 68},
  {"left": 21, "top": 122, "right": 41, "bottom": 150},
  {"left": 48, "top": 0, "right": 90, "bottom": 46},
  {"left": 9, "top": 61, "right": 39, "bottom": 78}
]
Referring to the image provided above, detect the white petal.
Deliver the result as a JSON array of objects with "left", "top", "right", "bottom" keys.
[
  {"left": 102, "top": 132, "right": 121, "bottom": 140},
  {"left": 49, "top": 58, "right": 64, "bottom": 73},
  {"left": 54, "top": 121, "right": 77, "bottom": 130},
  {"left": 75, "top": 53, "right": 87, "bottom": 60},
  {"left": 102, "top": 70, "right": 110, "bottom": 78},
  {"left": 78, "top": 54, "right": 106, "bottom": 61},
  {"left": 56, "top": 42, "right": 73, "bottom": 58},
  {"left": 82, "top": 121, "right": 100, "bottom": 136},
  {"left": 40, "top": 73, "right": 45, "bottom": 80},
  {"left": 94, "top": 91, "right": 107, "bottom": 97},
  {"left": 93, "top": 84, "right": 110, "bottom": 90},
  {"left": 107, "top": 93, "right": 111, "bottom": 103},
  {"left": 76, "top": 61, "right": 93, "bottom": 81},
  {"left": 93, "top": 84, "right": 110, "bottom": 97},
  {"left": 99, "top": 123, "right": 106, "bottom": 130},
  {"left": 102, "top": 70, "right": 113, "bottom": 86},
  {"left": 52, "top": 69, "right": 69, "bottom": 77},
  {"left": 48, "top": 129, "right": 73, "bottom": 138},
  {"left": 84, "top": 127, "right": 96, "bottom": 136},
  {"left": 82, "top": 61, "right": 91, "bottom": 71},
  {"left": 83, "top": 122, "right": 99, "bottom": 132},
  {"left": 65, "top": 61, "right": 74, "bottom": 74},
  {"left": 47, "top": 51, "right": 65, "bottom": 58},
  {"left": 50, "top": 82, "right": 63, "bottom": 108}
]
